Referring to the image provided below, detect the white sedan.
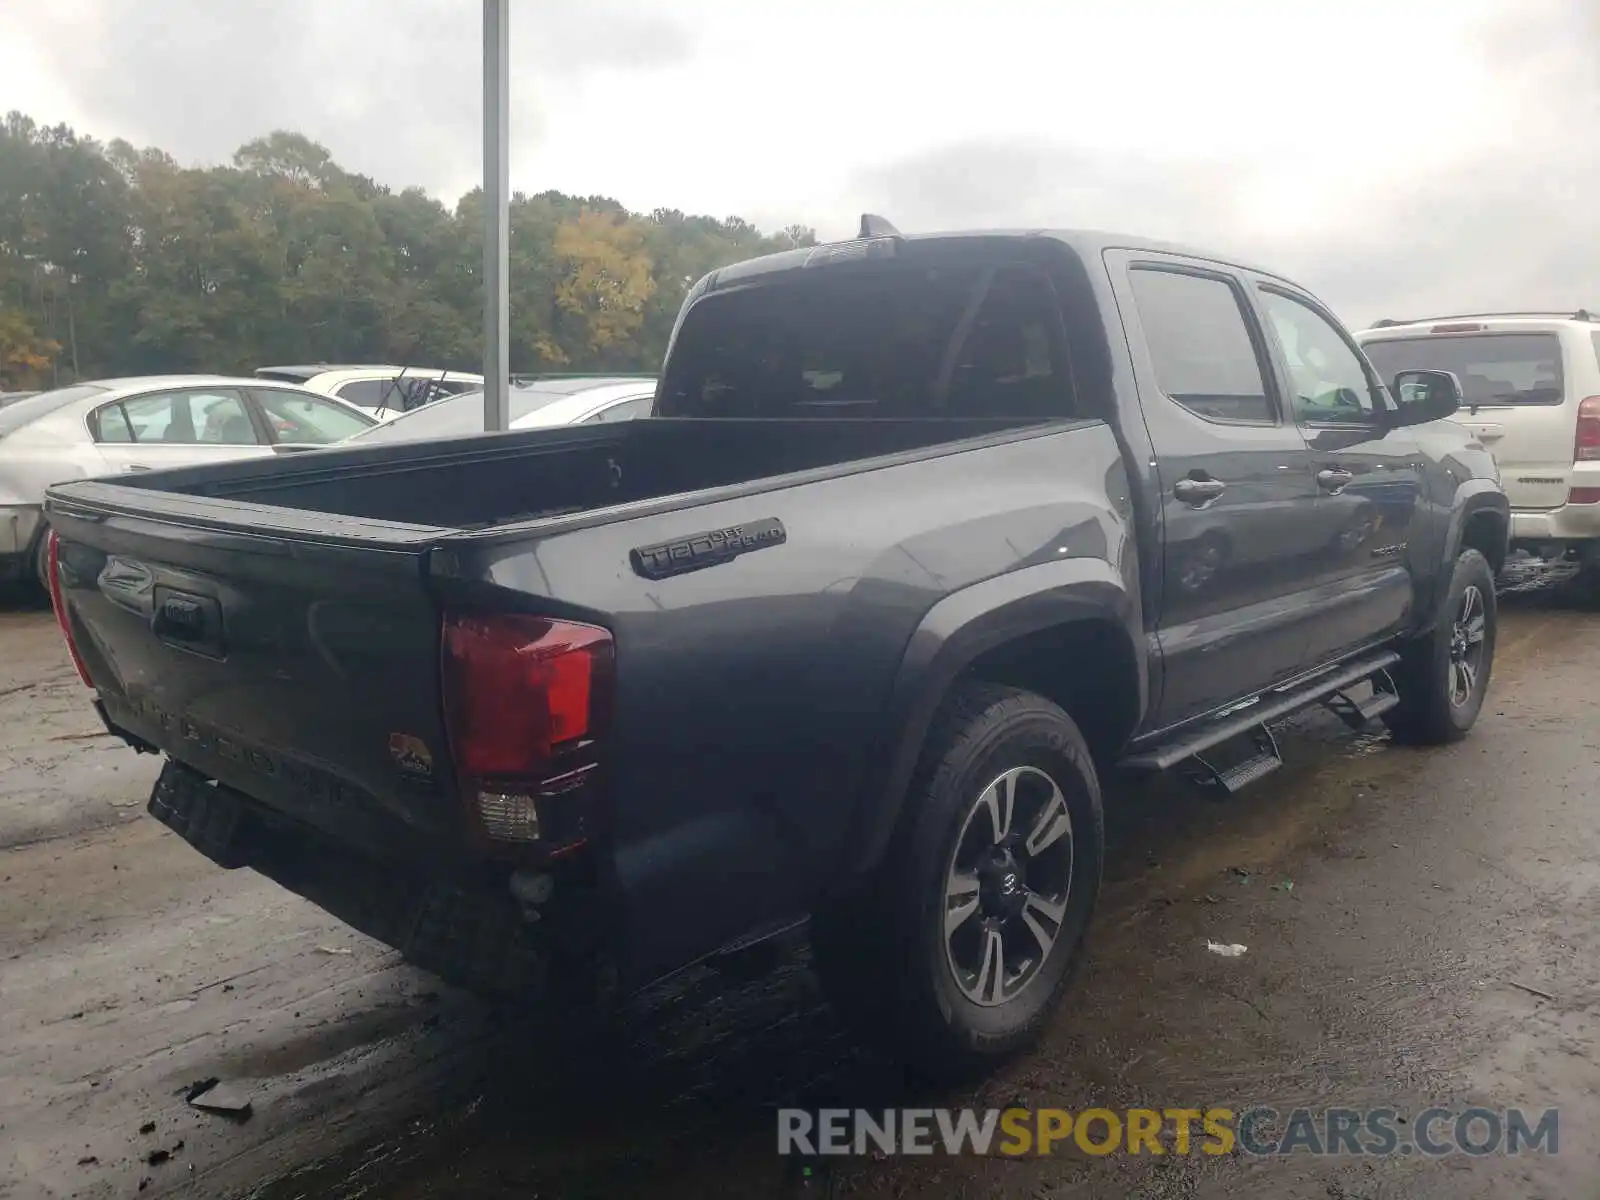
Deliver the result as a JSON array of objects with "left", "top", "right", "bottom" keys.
[
  {"left": 0, "top": 375, "right": 376, "bottom": 590},
  {"left": 340, "top": 376, "right": 656, "bottom": 445}
]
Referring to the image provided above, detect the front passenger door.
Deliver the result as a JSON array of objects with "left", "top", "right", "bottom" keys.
[{"left": 1252, "top": 284, "right": 1421, "bottom": 667}]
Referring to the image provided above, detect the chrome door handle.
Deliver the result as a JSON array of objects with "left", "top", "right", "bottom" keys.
[
  {"left": 1316, "top": 468, "right": 1353, "bottom": 494},
  {"left": 1174, "top": 477, "right": 1226, "bottom": 506}
]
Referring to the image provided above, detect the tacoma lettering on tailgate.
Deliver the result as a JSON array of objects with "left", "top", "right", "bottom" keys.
[{"left": 126, "top": 696, "right": 371, "bottom": 807}]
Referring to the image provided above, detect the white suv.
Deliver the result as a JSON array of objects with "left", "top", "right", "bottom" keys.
[{"left": 1356, "top": 311, "right": 1600, "bottom": 570}]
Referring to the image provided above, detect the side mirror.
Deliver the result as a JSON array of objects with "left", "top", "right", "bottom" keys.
[{"left": 1390, "top": 369, "right": 1463, "bottom": 426}]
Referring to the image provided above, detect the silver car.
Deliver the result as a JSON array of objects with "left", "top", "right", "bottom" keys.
[
  {"left": 0, "top": 375, "right": 376, "bottom": 590},
  {"left": 341, "top": 376, "right": 656, "bottom": 445}
]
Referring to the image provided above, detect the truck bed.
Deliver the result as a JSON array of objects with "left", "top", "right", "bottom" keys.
[
  {"left": 46, "top": 413, "right": 1122, "bottom": 983},
  {"left": 59, "top": 416, "right": 1034, "bottom": 534}
]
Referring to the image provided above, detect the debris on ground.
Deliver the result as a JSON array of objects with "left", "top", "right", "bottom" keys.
[
  {"left": 315, "top": 945, "right": 354, "bottom": 956},
  {"left": 1507, "top": 979, "right": 1556, "bottom": 1002},
  {"left": 187, "top": 1079, "right": 253, "bottom": 1121},
  {"left": 139, "top": 1121, "right": 156, "bottom": 1135},
  {"left": 182, "top": 1077, "right": 219, "bottom": 1102},
  {"left": 1206, "top": 941, "right": 1248, "bottom": 958},
  {"left": 1272, "top": 879, "right": 1294, "bottom": 892}
]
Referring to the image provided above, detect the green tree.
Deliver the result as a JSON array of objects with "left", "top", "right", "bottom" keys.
[{"left": 0, "top": 111, "right": 817, "bottom": 380}]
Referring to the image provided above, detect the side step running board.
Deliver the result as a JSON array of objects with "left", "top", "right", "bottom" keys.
[
  {"left": 1322, "top": 668, "right": 1400, "bottom": 730},
  {"left": 1121, "top": 650, "right": 1401, "bottom": 774},
  {"left": 1190, "top": 725, "right": 1283, "bottom": 794}
]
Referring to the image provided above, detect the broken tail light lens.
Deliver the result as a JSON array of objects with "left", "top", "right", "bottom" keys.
[{"left": 440, "top": 612, "right": 614, "bottom": 854}]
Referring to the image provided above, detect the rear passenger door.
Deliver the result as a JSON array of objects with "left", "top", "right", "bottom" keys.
[
  {"left": 1106, "top": 251, "right": 1324, "bottom": 730},
  {"left": 1252, "top": 281, "right": 1421, "bottom": 663}
]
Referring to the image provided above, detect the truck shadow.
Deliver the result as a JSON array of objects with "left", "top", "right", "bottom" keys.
[
  {"left": 251, "top": 709, "right": 1381, "bottom": 1200},
  {"left": 249, "top": 569, "right": 1583, "bottom": 1199}
]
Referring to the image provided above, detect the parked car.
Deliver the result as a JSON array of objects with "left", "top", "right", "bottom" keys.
[
  {"left": 1356, "top": 310, "right": 1600, "bottom": 577},
  {"left": 340, "top": 376, "right": 656, "bottom": 445},
  {"left": 253, "top": 365, "right": 484, "bottom": 421},
  {"left": 1, "top": 376, "right": 375, "bottom": 590},
  {"left": 46, "top": 221, "right": 1508, "bottom": 1078}
]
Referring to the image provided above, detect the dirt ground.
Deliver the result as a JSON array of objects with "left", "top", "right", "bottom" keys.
[{"left": 2, "top": 567, "right": 1597, "bottom": 1199}]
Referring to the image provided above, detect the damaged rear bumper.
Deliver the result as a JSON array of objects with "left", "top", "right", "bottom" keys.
[{"left": 146, "top": 759, "right": 560, "bottom": 1000}]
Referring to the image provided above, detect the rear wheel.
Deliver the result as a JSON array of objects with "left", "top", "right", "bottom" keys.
[
  {"left": 811, "top": 682, "right": 1104, "bottom": 1080},
  {"left": 1384, "top": 548, "right": 1496, "bottom": 744}
]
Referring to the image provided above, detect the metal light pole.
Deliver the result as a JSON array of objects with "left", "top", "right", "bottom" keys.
[{"left": 482, "top": 0, "right": 510, "bottom": 431}]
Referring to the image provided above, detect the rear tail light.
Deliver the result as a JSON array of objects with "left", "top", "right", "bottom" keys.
[
  {"left": 440, "top": 612, "right": 614, "bottom": 854},
  {"left": 45, "top": 529, "right": 93, "bottom": 688},
  {"left": 1568, "top": 488, "right": 1600, "bottom": 505},
  {"left": 1576, "top": 397, "right": 1600, "bottom": 462}
]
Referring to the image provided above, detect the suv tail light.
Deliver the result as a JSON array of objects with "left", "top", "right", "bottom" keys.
[
  {"left": 1576, "top": 397, "right": 1600, "bottom": 462},
  {"left": 46, "top": 529, "right": 93, "bottom": 688},
  {"left": 440, "top": 612, "right": 614, "bottom": 855}
]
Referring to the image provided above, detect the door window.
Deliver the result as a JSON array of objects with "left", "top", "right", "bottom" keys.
[
  {"left": 1128, "top": 268, "right": 1276, "bottom": 424},
  {"left": 255, "top": 390, "right": 375, "bottom": 443},
  {"left": 92, "top": 403, "right": 137, "bottom": 443},
  {"left": 101, "top": 389, "right": 260, "bottom": 445},
  {"left": 1258, "top": 288, "right": 1376, "bottom": 424}
]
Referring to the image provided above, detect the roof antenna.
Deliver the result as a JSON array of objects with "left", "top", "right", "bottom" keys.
[{"left": 858, "top": 213, "right": 902, "bottom": 239}]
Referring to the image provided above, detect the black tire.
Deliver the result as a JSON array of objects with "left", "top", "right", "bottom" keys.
[
  {"left": 811, "top": 682, "right": 1105, "bottom": 1080},
  {"left": 1383, "top": 548, "right": 1497, "bottom": 744}
]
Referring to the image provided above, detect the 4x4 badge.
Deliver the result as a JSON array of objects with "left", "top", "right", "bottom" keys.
[{"left": 388, "top": 733, "right": 434, "bottom": 779}]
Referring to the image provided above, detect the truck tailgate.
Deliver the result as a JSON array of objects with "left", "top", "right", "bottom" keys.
[{"left": 46, "top": 481, "right": 469, "bottom": 864}]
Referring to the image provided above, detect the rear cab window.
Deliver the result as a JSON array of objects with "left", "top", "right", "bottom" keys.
[
  {"left": 1361, "top": 331, "right": 1566, "bottom": 407},
  {"left": 657, "top": 255, "right": 1081, "bottom": 421}
]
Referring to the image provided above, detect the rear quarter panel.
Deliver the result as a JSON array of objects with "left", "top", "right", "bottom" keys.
[{"left": 441, "top": 421, "right": 1139, "bottom": 982}]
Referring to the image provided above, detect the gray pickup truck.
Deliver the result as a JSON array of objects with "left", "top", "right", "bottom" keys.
[{"left": 45, "top": 220, "right": 1508, "bottom": 1077}]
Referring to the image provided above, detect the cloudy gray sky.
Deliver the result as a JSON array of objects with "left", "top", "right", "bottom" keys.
[{"left": 3, "top": 0, "right": 1596, "bottom": 324}]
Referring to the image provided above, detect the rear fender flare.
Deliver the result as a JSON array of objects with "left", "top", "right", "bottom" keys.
[{"left": 840, "top": 556, "right": 1145, "bottom": 882}]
